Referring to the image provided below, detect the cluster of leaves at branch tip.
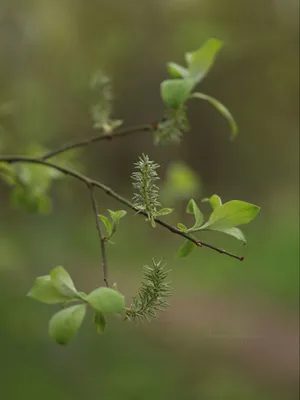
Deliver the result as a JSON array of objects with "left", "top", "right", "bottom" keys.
[
  {"left": 177, "top": 195, "right": 260, "bottom": 258},
  {"left": 155, "top": 38, "right": 238, "bottom": 144},
  {"left": 27, "top": 261, "right": 172, "bottom": 345},
  {"left": 0, "top": 144, "right": 79, "bottom": 215},
  {"left": 132, "top": 154, "right": 173, "bottom": 226},
  {"left": 98, "top": 209, "right": 127, "bottom": 243}
]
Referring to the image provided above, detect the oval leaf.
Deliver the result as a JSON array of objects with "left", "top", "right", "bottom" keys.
[
  {"left": 160, "top": 79, "right": 194, "bottom": 109},
  {"left": 187, "top": 38, "right": 223, "bottom": 84},
  {"left": 87, "top": 287, "right": 125, "bottom": 313},
  {"left": 27, "top": 275, "right": 71, "bottom": 304},
  {"left": 201, "top": 200, "right": 260, "bottom": 231},
  {"left": 94, "top": 311, "right": 107, "bottom": 334},
  {"left": 177, "top": 240, "right": 196, "bottom": 258},
  {"left": 50, "top": 266, "right": 77, "bottom": 298},
  {"left": 49, "top": 305, "right": 86, "bottom": 345},
  {"left": 191, "top": 93, "right": 238, "bottom": 139}
]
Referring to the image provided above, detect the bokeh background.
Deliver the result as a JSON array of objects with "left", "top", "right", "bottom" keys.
[{"left": 0, "top": 0, "right": 299, "bottom": 399}]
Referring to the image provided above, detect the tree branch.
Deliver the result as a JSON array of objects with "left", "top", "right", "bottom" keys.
[
  {"left": 89, "top": 184, "right": 109, "bottom": 287},
  {"left": 0, "top": 156, "right": 244, "bottom": 261},
  {"left": 41, "top": 124, "right": 153, "bottom": 160}
]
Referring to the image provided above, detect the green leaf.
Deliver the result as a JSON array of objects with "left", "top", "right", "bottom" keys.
[
  {"left": 107, "top": 209, "right": 127, "bottom": 237},
  {"left": 49, "top": 305, "right": 86, "bottom": 345},
  {"left": 209, "top": 194, "right": 222, "bottom": 209},
  {"left": 218, "top": 227, "right": 246, "bottom": 243},
  {"left": 161, "top": 162, "right": 201, "bottom": 204},
  {"left": 87, "top": 287, "right": 125, "bottom": 313},
  {"left": 177, "top": 223, "right": 188, "bottom": 233},
  {"left": 27, "top": 275, "right": 71, "bottom": 304},
  {"left": 186, "top": 199, "right": 203, "bottom": 228},
  {"left": 94, "top": 311, "right": 107, "bottom": 334},
  {"left": 200, "top": 200, "right": 260, "bottom": 231},
  {"left": 0, "top": 162, "right": 16, "bottom": 185},
  {"left": 50, "top": 266, "right": 77, "bottom": 298},
  {"left": 157, "top": 208, "right": 173, "bottom": 216},
  {"left": 186, "top": 38, "right": 223, "bottom": 85},
  {"left": 167, "top": 62, "right": 189, "bottom": 79},
  {"left": 177, "top": 240, "right": 196, "bottom": 258},
  {"left": 160, "top": 79, "right": 194, "bottom": 109},
  {"left": 98, "top": 215, "right": 112, "bottom": 236},
  {"left": 191, "top": 93, "right": 238, "bottom": 139}
]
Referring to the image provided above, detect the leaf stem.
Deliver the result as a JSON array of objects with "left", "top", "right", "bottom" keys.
[{"left": 89, "top": 184, "right": 109, "bottom": 287}]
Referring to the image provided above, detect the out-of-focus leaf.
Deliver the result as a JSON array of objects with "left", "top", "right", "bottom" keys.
[
  {"left": 94, "top": 311, "right": 107, "bottom": 334},
  {"left": 177, "top": 240, "right": 196, "bottom": 258},
  {"left": 191, "top": 93, "right": 238, "bottom": 139},
  {"left": 161, "top": 79, "right": 194, "bottom": 109},
  {"left": 186, "top": 38, "right": 223, "bottom": 85},
  {"left": 49, "top": 305, "right": 86, "bottom": 345},
  {"left": 27, "top": 275, "right": 71, "bottom": 304},
  {"left": 50, "top": 266, "right": 77, "bottom": 298},
  {"left": 87, "top": 287, "right": 125, "bottom": 313},
  {"left": 161, "top": 162, "right": 201, "bottom": 205}
]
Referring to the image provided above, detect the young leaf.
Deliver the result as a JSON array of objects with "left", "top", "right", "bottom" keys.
[
  {"left": 186, "top": 199, "right": 203, "bottom": 228},
  {"left": 108, "top": 209, "right": 127, "bottom": 236},
  {"left": 167, "top": 62, "right": 189, "bottom": 79},
  {"left": 98, "top": 215, "right": 112, "bottom": 237},
  {"left": 177, "top": 223, "right": 188, "bottom": 233},
  {"left": 50, "top": 266, "right": 77, "bottom": 298},
  {"left": 186, "top": 38, "right": 223, "bottom": 85},
  {"left": 94, "top": 311, "right": 107, "bottom": 334},
  {"left": 160, "top": 79, "right": 194, "bottom": 109},
  {"left": 218, "top": 227, "right": 246, "bottom": 244},
  {"left": 87, "top": 287, "right": 125, "bottom": 313},
  {"left": 206, "top": 194, "right": 222, "bottom": 209},
  {"left": 157, "top": 208, "right": 173, "bottom": 216},
  {"left": 200, "top": 200, "right": 260, "bottom": 231},
  {"left": 49, "top": 305, "right": 86, "bottom": 345},
  {"left": 27, "top": 275, "right": 71, "bottom": 304},
  {"left": 177, "top": 240, "right": 196, "bottom": 258},
  {"left": 191, "top": 93, "right": 238, "bottom": 139}
]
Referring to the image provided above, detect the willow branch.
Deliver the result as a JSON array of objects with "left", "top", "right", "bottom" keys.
[
  {"left": 0, "top": 156, "right": 244, "bottom": 261},
  {"left": 89, "top": 184, "right": 109, "bottom": 287},
  {"left": 41, "top": 124, "right": 153, "bottom": 160}
]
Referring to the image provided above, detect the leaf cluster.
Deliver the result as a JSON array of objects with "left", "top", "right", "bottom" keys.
[{"left": 177, "top": 195, "right": 260, "bottom": 258}]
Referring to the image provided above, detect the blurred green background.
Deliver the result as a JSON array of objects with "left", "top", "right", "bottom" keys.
[{"left": 0, "top": 0, "right": 299, "bottom": 399}]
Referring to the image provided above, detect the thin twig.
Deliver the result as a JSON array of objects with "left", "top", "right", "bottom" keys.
[
  {"left": 0, "top": 155, "right": 244, "bottom": 261},
  {"left": 89, "top": 184, "right": 109, "bottom": 287},
  {"left": 41, "top": 124, "right": 153, "bottom": 160}
]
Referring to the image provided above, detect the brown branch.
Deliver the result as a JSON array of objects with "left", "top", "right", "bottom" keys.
[
  {"left": 0, "top": 156, "right": 244, "bottom": 261},
  {"left": 89, "top": 184, "right": 109, "bottom": 287},
  {"left": 41, "top": 124, "right": 153, "bottom": 160}
]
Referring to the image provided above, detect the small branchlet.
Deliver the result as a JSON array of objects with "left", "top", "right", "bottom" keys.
[
  {"left": 132, "top": 154, "right": 161, "bottom": 226},
  {"left": 125, "top": 259, "right": 172, "bottom": 321}
]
